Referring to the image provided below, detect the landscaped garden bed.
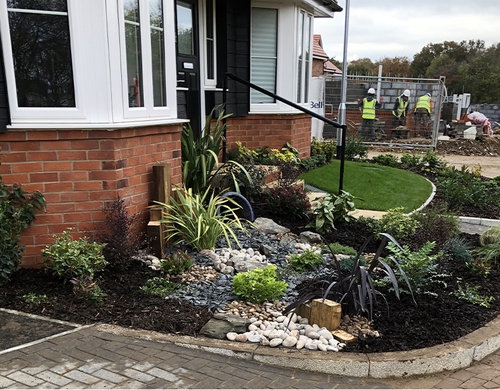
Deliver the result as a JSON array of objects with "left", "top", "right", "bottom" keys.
[{"left": 2, "top": 125, "right": 500, "bottom": 354}]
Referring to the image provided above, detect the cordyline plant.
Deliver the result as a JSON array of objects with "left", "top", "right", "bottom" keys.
[
  {"left": 284, "top": 232, "right": 416, "bottom": 320},
  {"left": 181, "top": 105, "right": 251, "bottom": 194}
]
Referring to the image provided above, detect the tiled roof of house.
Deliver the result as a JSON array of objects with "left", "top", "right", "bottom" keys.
[{"left": 313, "top": 34, "right": 342, "bottom": 74}]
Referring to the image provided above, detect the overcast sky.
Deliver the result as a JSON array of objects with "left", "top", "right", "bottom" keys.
[{"left": 314, "top": 0, "right": 499, "bottom": 63}]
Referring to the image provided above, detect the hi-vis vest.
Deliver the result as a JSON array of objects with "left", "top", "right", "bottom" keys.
[
  {"left": 362, "top": 98, "right": 377, "bottom": 119},
  {"left": 392, "top": 96, "right": 409, "bottom": 117},
  {"left": 415, "top": 95, "right": 431, "bottom": 113}
]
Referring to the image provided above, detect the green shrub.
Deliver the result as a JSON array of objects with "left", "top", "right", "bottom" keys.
[
  {"left": 217, "top": 162, "right": 266, "bottom": 201},
  {"left": 452, "top": 280, "right": 494, "bottom": 307},
  {"left": 288, "top": 249, "right": 324, "bottom": 272},
  {"left": 0, "top": 181, "right": 46, "bottom": 284},
  {"left": 307, "top": 190, "right": 356, "bottom": 233},
  {"left": 140, "top": 277, "right": 181, "bottom": 296},
  {"left": 385, "top": 241, "right": 446, "bottom": 295},
  {"left": 471, "top": 244, "right": 500, "bottom": 265},
  {"left": 338, "top": 255, "right": 367, "bottom": 275},
  {"left": 160, "top": 250, "right": 193, "bottom": 275},
  {"left": 266, "top": 185, "right": 311, "bottom": 221},
  {"left": 444, "top": 236, "right": 472, "bottom": 263},
  {"left": 322, "top": 242, "right": 357, "bottom": 256},
  {"left": 232, "top": 265, "right": 288, "bottom": 304},
  {"left": 70, "top": 276, "right": 106, "bottom": 304},
  {"left": 372, "top": 153, "right": 399, "bottom": 167},
  {"left": 300, "top": 155, "right": 327, "bottom": 172},
  {"left": 480, "top": 226, "right": 500, "bottom": 246},
  {"left": 376, "top": 207, "right": 420, "bottom": 240},
  {"left": 406, "top": 209, "right": 459, "bottom": 251},
  {"left": 157, "top": 187, "right": 248, "bottom": 251},
  {"left": 400, "top": 153, "right": 423, "bottom": 169},
  {"left": 344, "top": 136, "right": 367, "bottom": 160},
  {"left": 310, "top": 138, "right": 336, "bottom": 162},
  {"left": 422, "top": 150, "right": 447, "bottom": 171},
  {"left": 42, "top": 229, "right": 108, "bottom": 280},
  {"left": 22, "top": 293, "right": 49, "bottom": 305},
  {"left": 466, "top": 257, "right": 492, "bottom": 277},
  {"left": 437, "top": 166, "right": 500, "bottom": 211}
]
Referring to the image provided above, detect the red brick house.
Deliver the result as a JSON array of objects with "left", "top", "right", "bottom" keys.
[{"left": 0, "top": 0, "right": 342, "bottom": 267}]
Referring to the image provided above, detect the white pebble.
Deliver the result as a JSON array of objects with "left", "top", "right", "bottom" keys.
[
  {"left": 270, "top": 338, "right": 283, "bottom": 347},
  {"left": 235, "top": 334, "right": 247, "bottom": 342},
  {"left": 296, "top": 339, "right": 306, "bottom": 349},
  {"left": 318, "top": 343, "right": 328, "bottom": 352},
  {"left": 282, "top": 336, "right": 298, "bottom": 348},
  {"left": 260, "top": 336, "right": 270, "bottom": 346},
  {"left": 318, "top": 329, "right": 334, "bottom": 340},
  {"left": 226, "top": 332, "right": 238, "bottom": 341},
  {"left": 304, "top": 342, "right": 318, "bottom": 350}
]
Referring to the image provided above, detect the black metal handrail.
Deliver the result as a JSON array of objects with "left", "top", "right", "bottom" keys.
[{"left": 222, "top": 72, "right": 347, "bottom": 193}]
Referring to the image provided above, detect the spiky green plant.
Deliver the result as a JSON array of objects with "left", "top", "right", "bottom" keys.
[{"left": 157, "top": 187, "right": 248, "bottom": 251}]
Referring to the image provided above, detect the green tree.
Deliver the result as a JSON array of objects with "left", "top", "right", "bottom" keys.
[
  {"left": 348, "top": 58, "right": 376, "bottom": 75},
  {"left": 459, "top": 43, "right": 500, "bottom": 103},
  {"left": 376, "top": 56, "right": 411, "bottom": 77},
  {"left": 410, "top": 40, "right": 485, "bottom": 78}
]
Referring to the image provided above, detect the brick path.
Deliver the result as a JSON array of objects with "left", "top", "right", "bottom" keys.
[{"left": 2, "top": 325, "right": 500, "bottom": 389}]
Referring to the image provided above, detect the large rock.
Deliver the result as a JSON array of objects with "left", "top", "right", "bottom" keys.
[
  {"left": 199, "top": 313, "right": 250, "bottom": 339},
  {"left": 253, "top": 218, "right": 290, "bottom": 234}
]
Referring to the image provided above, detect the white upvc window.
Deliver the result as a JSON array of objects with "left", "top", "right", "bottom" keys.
[
  {"left": 0, "top": 0, "right": 178, "bottom": 127},
  {"left": 249, "top": 2, "right": 310, "bottom": 113},
  {"left": 296, "top": 9, "right": 312, "bottom": 104},
  {"left": 1, "top": 0, "right": 85, "bottom": 124},
  {"left": 250, "top": 7, "right": 278, "bottom": 104},
  {"left": 119, "top": 0, "right": 176, "bottom": 120},
  {"left": 202, "top": 0, "right": 216, "bottom": 87}
]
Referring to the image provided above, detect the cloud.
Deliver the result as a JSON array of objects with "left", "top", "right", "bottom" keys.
[{"left": 315, "top": 1, "right": 500, "bottom": 62}]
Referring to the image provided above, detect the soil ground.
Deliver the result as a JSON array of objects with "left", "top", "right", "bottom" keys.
[{"left": 2, "top": 136, "right": 500, "bottom": 354}]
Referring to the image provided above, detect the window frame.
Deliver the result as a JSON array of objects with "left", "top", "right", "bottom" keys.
[
  {"left": 117, "top": 0, "right": 176, "bottom": 121},
  {"left": 0, "top": 0, "right": 85, "bottom": 123},
  {"left": 201, "top": 0, "right": 216, "bottom": 88},
  {"left": 296, "top": 9, "right": 313, "bottom": 104},
  {"left": 0, "top": 0, "right": 179, "bottom": 127},
  {"left": 249, "top": 2, "right": 310, "bottom": 114}
]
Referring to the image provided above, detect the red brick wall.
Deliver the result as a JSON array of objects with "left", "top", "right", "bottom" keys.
[
  {"left": 226, "top": 113, "right": 312, "bottom": 158},
  {"left": 0, "top": 124, "right": 182, "bottom": 267},
  {"left": 312, "top": 59, "right": 324, "bottom": 77}
]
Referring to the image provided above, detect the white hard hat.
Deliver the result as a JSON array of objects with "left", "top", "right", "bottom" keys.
[
  {"left": 426, "top": 92, "right": 431, "bottom": 97},
  {"left": 368, "top": 88, "right": 375, "bottom": 95},
  {"left": 403, "top": 89, "right": 411, "bottom": 97}
]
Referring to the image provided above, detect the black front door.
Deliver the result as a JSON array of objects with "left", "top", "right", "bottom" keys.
[{"left": 175, "top": 0, "right": 201, "bottom": 137}]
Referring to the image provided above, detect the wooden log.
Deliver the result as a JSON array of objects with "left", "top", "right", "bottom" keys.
[
  {"left": 149, "top": 206, "right": 163, "bottom": 221},
  {"left": 309, "top": 298, "right": 342, "bottom": 331},
  {"left": 147, "top": 221, "right": 163, "bottom": 258},
  {"left": 152, "top": 164, "right": 171, "bottom": 203}
]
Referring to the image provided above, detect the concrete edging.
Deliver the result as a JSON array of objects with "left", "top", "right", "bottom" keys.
[{"left": 95, "top": 312, "right": 500, "bottom": 379}]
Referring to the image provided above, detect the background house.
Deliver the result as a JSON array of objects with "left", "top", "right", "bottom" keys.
[{"left": 0, "top": 0, "right": 342, "bottom": 267}]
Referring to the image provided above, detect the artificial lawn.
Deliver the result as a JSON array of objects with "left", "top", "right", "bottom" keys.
[{"left": 300, "top": 159, "right": 433, "bottom": 213}]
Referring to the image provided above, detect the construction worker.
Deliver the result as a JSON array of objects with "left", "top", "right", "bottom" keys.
[
  {"left": 358, "top": 87, "right": 381, "bottom": 141},
  {"left": 392, "top": 89, "right": 410, "bottom": 139},
  {"left": 414, "top": 92, "right": 433, "bottom": 138}
]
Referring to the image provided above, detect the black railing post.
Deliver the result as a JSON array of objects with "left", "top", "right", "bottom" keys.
[
  {"left": 339, "top": 124, "right": 347, "bottom": 193},
  {"left": 222, "top": 74, "right": 228, "bottom": 162}
]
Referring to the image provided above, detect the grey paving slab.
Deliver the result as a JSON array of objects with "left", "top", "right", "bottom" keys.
[{"left": 1, "top": 305, "right": 500, "bottom": 389}]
